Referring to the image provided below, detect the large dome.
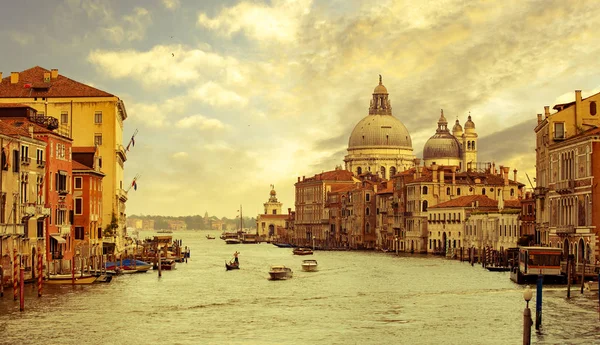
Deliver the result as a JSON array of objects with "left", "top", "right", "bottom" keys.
[
  {"left": 423, "top": 134, "right": 461, "bottom": 159},
  {"left": 348, "top": 115, "right": 412, "bottom": 148}
]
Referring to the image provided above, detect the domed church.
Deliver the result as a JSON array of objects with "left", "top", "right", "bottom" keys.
[
  {"left": 423, "top": 110, "right": 478, "bottom": 172},
  {"left": 344, "top": 76, "right": 416, "bottom": 179}
]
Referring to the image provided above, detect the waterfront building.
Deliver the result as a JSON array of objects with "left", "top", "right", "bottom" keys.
[
  {"left": 256, "top": 185, "right": 288, "bottom": 242},
  {"left": 0, "top": 67, "right": 129, "bottom": 254},
  {"left": 344, "top": 174, "right": 383, "bottom": 249},
  {"left": 344, "top": 76, "right": 416, "bottom": 177},
  {"left": 375, "top": 181, "right": 394, "bottom": 250},
  {"left": 0, "top": 108, "right": 49, "bottom": 283},
  {"left": 534, "top": 90, "right": 600, "bottom": 262},
  {"left": 168, "top": 220, "right": 186, "bottom": 230},
  {"left": 294, "top": 168, "right": 357, "bottom": 247},
  {"left": 72, "top": 146, "right": 104, "bottom": 266},
  {"left": 520, "top": 191, "right": 536, "bottom": 245},
  {"left": 325, "top": 184, "right": 353, "bottom": 248}
]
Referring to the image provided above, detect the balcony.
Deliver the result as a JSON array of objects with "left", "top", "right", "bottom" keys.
[
  {"left": 37, "top": 160, "right": 46, "bottom": 168},
  {"left": 533, "top": 186, "right": 550, "bottom": 197},
  {"left": 37, "top": 205, "right": 51, "bottom": 217},
  {"left": 555, "top": 179, "right": 575, "bottom": 194},
  {"left": 0, "top": 224, "right": 25, "bottom": 236},
  {"left": 21, "top": 157, "right": 31, "bottom": 165},
  {"left": 58, "top": 189, "right": 69, "bottom": 196},
  {"left": 554, "top": 225, "right": 575, "bottom": 235},
  {"left": 60, "top": 226, "right": 71, "bottom": 236},
  {"left": 117, "top": 188, "right": 128, "bottom": 202},
  {"left": 116, "top": 144, "right": 127, "bottom": 162}
]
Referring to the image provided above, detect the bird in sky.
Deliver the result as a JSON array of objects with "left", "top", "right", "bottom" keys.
[{"left": 172, "top": 53, "right": 175, "bottom": 57}]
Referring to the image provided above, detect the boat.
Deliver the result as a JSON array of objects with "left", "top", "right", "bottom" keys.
[
  {"left": 160, "top": 259, "right": 177, "bottom": 270},
  {"left": 486, "top": 266, "right": 511, "bottom": 272},
  {"left": 104, "top": 259, "right": 152, "bottom": 272},
  {"left": 224, "top": 233, "right": 241, "bottom": 244},
  {"left": 585, "top": 281, "right": 599, "bottom": 291},
  {"left": 46, "top": 274, "right": 97, "bottom": 285},
  {"left": 293, "top": 247, "right": 314, "bottom": 256},
  {"left": 157, "top": 229, "right": 173, "bottom": 233},
  {"left": 241, "top": 232, "right": 259, "bottom": 244},
  {"left": 206, "top": 235, "right": 216, "bottom": 239},
  {"left": 301, "top": 259, "right": 318, "bottom": 272},
  {"left": 268, "top": 265, "right": 293, "bottom": 280},
  {"left": 273, "top": 243, "right": 294, "bottom": 248},
  {"left": 510, "top": 246, "right": 566, "bottom": 284},
  {"left": 94, "top": 274, "right": 113, "bottom": 283},
  {"left": 225, "top": 262, "right": 240, "bottom": 270}
]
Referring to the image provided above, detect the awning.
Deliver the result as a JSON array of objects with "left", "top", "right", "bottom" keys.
[{"left": 50, "top": 234, "right": 66, "bottom": 244}]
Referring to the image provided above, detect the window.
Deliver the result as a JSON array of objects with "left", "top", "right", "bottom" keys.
[
  {"left": 75, "top": 226, "right": 84, "bottom": 240},
  {"left": 422, "top": 200, "right": 428, "bottom": 212},
  {"left": 423, "top": 186, "right": 428, "bottom": 195},
  {"left": 95, "top": 111, "right": 102, "bottom": 124},
  {"left": 457, "top": 188, "right": 461, "bottom": 196},
  {"left": 446, "top": 187, "right": 451, "bottom": 195},
  {"left": 36, "top": 149, "right": 44, "bottom": 165},
  {"left": 482, "top": 188, "right": 486, "bottom": 195},
  {"left": 20, "top": 145, "right": 29, "bottom": 163},
  {"left": 554, "top": 122, "right": 565, "bottom": 139},
  {"left": 366, "top": 194, "right": 370, "bottom": 202},
  {"left": 12, "top": 149, "right": 19, "bottom": 172},
  {"left": 56, "top": 171, "right": 68, "bottom": 193},
  {"left": 0, "top": 193, "right": 5, "bottom": 223},
  {"left": 61, "top": 111, "right": 68, "bottom": 124},
  {"left": 75, "top": 198, "right": 83, "bottom": 215},
  {"left": 1, "top": 150, "right": 6, "bottom": 171},
  {"left": 75, "top": 177, "right": 82, "bottom": 189},
  {"left": 272, "top": 209, "right": 277, "bottom": 215},
  {"left": 98, "top": 227, "right": 102, "bottom": 239},
  {"left": 94, "top": 134, "right": 103, "bottom": 146},
  {"left": 366, "top": 207, "right": 370, "bottom": 216},
  {"left": 591, "top": 102, "right": 597, "bottom": 116}
]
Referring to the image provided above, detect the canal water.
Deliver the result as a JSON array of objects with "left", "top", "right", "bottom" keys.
[{"left": 1, "top": 230, "right": 600, "bottom": 345}]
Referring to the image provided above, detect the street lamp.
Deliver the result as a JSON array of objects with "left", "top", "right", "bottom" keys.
[
  {"left": 395, "top": 236, "right": 399, "bottom": 256},
  {"left": 523, "top": 285, "right": 533, "bottom": 345}
]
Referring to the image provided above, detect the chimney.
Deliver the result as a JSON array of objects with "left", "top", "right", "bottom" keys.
[
  {"left": 288, "top": 208, "right": 291, "bottom": 215},
  {"left": 432, "top": 164, "right": 438, "bottom": 183},
  {"left": 499, "top": 165, "right": 504, "bottom": 177},
  {"left": 451, "top": 166, "right": 456, "bottom": 185},
  {"left": 575, "top": 90, "right": 582, "bottom": 103},
  {"left": 302, "top": 175, "right": 305, "bottom": 181},
  {"left": 439, "top": 169, "right": 445, "bottom": 185},
  {"left": 537, "top": 113, "right": 542, "bottom": 124},
  {"left": 0, "top": 72, "right": 2, "bottom": 80},
  {"left": 513, "top": 169, "right": 517, "bottom": 183},
  {"left": 416, "top": 166, "right": 422, "bottom": 178},
  {"left": 43, "top": 72, "right": 51, "bottom": 83},
  {"left": 502, "top": 166, "right": 510, "bottom": 185},
  {"left": 544, "top": 106, "right": 550, "bottom": 118},
  {"left": 28, "top": 124, "right": 34, "bottom": 138},
  {"left": 51, "top": 69, "right": 58, "bottom": 79},
  {"left": 298, "top": 177, "right": 300, "bottom": 182},
  {"left": 10, "top": 72, "right": 19, "bottom": 84}
]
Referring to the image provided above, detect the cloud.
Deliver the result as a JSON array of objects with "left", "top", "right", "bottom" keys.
[
  {"left": 9, "top": 32, "right": 35, "bottom": 46},
  {"left": 162, "top": 0, "right": 180, "bottom": 10},
  {"left": 197, "top": 0, "right": 313, "bottom": 42},
  {"left": 102, "top": 7, "right": 152, "bottom": 44},
  {"left": 190, "top": 82, "right": 248, "bottom": 108},
  {"left": 172, "top": 151, "right": 188, "bottom": 159},
  {"left": 176, "top": 115, "right": 227, "bottom": 131}
]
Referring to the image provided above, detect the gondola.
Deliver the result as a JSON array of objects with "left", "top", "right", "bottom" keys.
[{"left": 225, "top": 262, "right": 239, "bottom": 270}]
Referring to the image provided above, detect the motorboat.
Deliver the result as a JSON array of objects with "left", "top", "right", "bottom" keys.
[
  {"left": 160, "top": 259, "right": 177, "bottom": 270},
  {"left": 104, "top": 259, "right": 152, "bottom": 273},
  {"left": 273, "top": 243, "right": 294, "bottom": 248},
  {"left": 301, "top": 259, "right": 318, "bottom": 272},
  {"left": 206, "top": 235, "right": 216, "bottom": 239},
  {"left": 46, "top": 274, "right": 97, "bottom": 285},
  {"left": 223, "top": 232, "right": 241, "bottom": 244},
  {"left": 268, "top": 265, "right": 293, "bottom": 280},
  {"left": 293, "top": 247, "right": 313, "bottom": 256}
]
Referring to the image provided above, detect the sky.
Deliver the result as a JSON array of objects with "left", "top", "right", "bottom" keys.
[{"left": 1, "top": 0, "right": 599, "bottom": 218}]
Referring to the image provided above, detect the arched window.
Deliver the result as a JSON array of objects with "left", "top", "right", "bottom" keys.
[
  {"left": 365, "top": 222, "right": 370, "bottom": 234},
  {"left": 366, "top": 207, "right": 370, "bottom": 216},
  {"left": 457, "top": 188, "right": 461, "bottom": 196},
  {"left": 510, "top": 188, "right": 514, "bottom": 197},
  {"left": 467, "top": 141, "right": 471, "bottom": 150},
  {"left": 423, "top": 186, "right": 428, "bottom": 195},
  {"left": 357, "top": 167, "right": 362, "bottom": 175},
  {"left": 390, "top": 166, "right": 397, "bottom": 177},
  {"left": 472, "top": 141, "right": 475, "bottom": 150},
  {"left": 591, "top": 101, "right": 597, "bottom": 116},
  {"left": 380, "top": 166, "right": 386, "bottom": 179},
  {"left": 446, "top": 187, "right": 451, "bottom": 195},
  {"left": 482, "top": 188, "right": 486, "bottom": 195},
  {"left": 422, "top": 200, "right": 428, "bottom": 212}
]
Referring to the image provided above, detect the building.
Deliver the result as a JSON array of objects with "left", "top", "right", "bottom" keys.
[
  {"left": 0, "top": 108, "right": 49, "bottom": 284},
  {"left": 72, "top": 146, "right": 104, "bottom": 263},
  {"left": 0, "top": 67, "right": 128, "bottom": 254},
  {"left": 168, "top": 220, "right": 186, "bottom": 231},
  {"left": 534, "top": 90, "right": 600, "bottom": 263},
  {"left": 256, "top": 185, "right": 288, "bottom": 242}
]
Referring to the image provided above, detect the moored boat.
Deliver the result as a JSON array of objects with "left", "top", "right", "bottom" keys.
[
  {"left": 104, "top": 259, "right": 152, "bottom": 272},
  {"left": 46, "top": 274, "right": 97, "bottom": 285},
  {"left": 486, "top": 266, "right": 511, "bottom": 272},
  {"left": 273, "top": 243, "right": 294, "bottom": 248},
  {"left": 269, "top": 265, "right": 293, "bottom": 280},
  {"left": 301, "top": 259, "right": 318, "bottom": 272},
  {"left": 293, "top": 247, "right": 313, "bottom": 256},
  {"left": 160, "top": 259, "right": 177, "bottom": 270}
]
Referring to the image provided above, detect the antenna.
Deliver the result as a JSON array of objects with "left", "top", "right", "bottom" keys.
[{"left": 525, "top": 173, "right": 534, "bottom": 190}]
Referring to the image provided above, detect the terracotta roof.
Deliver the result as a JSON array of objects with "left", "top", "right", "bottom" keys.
[
  {"left": 504, "top": 200, "right": 522, "bottom": 208},
  {"left": 0, "top": 119, "right": 30, "bottom": 137},
  {"left": 329, "top": 184, "right": 355, "bottom": 193},
  {"left": 1, "top": 118, "right": 53, "bottom": 134},
  {"left": 302, "top": 169, "right": 355, "bottom": 183},
  {"left": 258, "top": 214, "right": 289, "bottom": 219},
  {"left": 72, "top": 160, "right": 91, "bottom": 170},
  {"left": 431, "top": 195, "right": 498, "bottom": 208},
  {"left": 0, "top": 103, "right": 32, "bottom": 109},
  {"left": 72, "top": 146, "right": 96, "bottom": 153},
  {"left": 0, "top": 66, "right": 114, "bottom": 98},
  {"left": 376, "top": 186, "right": 393, "bottom": 194}
]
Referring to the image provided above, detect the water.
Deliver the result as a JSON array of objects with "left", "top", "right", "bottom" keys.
[{"left": 1, "top": 230, "right": 600, "bottom": 345}]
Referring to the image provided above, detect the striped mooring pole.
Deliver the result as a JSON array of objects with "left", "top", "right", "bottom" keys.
[
  {"left": 13, "top": 249, "right": 18, "bottom": 301},
  {"left": 37, "top": 253, "right": 43, "bottom": 297}
]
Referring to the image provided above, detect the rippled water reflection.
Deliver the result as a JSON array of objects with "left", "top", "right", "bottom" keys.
[{"left": 1, "top": 231, "right": 600, "bottom": 345}]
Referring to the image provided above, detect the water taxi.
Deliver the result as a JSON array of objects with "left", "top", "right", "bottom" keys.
[
  {"left": 301, "top": 259, "right": 318, "bottom": 272},
  {"left": 293, "top": 247, "right": 313, "bottom": 256},
  {"left": 510, "top": 246, "right": 565, "bottom": 284},
  {"left": 268, "top": 266, "right": 293, "bottom": 280}
]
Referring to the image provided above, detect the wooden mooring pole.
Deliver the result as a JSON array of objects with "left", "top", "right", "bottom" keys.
[
  {"left": 567, "top": 257, "right": 572, "bottom": 298},
  {"left": 535, "top": 273, "right": 543, "bottom": 330},
  {"left": 19, "top": 266, "right": 24, "bottom": 311},
  {"left": 581, "top": 260, "right": 586, "bottom": 294}
]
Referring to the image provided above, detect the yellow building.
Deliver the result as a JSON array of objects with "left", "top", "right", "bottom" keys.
[
  {"left": 256, "top": 186, "right": 288, "bottom": 242},
  {"left": 0, "top": 67, "right": 128, "bottom": 253}
]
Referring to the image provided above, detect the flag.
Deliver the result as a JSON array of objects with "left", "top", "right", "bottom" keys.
[
  {"left": 126, "top": 129, "right": 138, "bottom": 152},
  {"left": 132, "top": 180, "right": 137, "bottom": 191}
]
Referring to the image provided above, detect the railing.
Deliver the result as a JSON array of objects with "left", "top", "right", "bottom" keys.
[
  {"left": 58, "top": 189, "right": 69, "bottom": 195},
  {"left": 116, "top": 144, "right": 127, "bottom": 162},
  {"left": 117, "top": 188, "right": 128, "bottom": 202},
  {"left": 60, "top": 226, "right": 71, "bottom": 236},
  {"left": 37, "top": 160, "right": 46, "bottom": 168},
  {"left": 21, "top": 157, "right": 31, "bottom": 165},
  {"left": 0, "top": 224, "right": 25, "bottom": 236},
  {"left": 555, "top": 179, "right": 575, "bottom": 194},
  {"left": 554, "top": 225, "right": 575, "bottom": 235}
]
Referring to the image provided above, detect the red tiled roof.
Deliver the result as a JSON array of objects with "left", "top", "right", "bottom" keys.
[
  {"left": 0, "top": 66, "right": 114, "bottom": 98},
  {"left": 0, "top": 103, "right": 32, "bottom": 109},
  {"left": 72, "top": 160, "right": 91, "bottom": 170},
  {"left": 72, "top": 146, "right": 96, "bottom": 153},
  {"left": 329, "top": 184, "right": 355, "bottom": 193},
  {"left": 1, "top": 118, "right": 53, "bottom": 134},
  {"left": 504, "top": 200, "right": 522, "bottom": 208},
  {"left": 431, "top": 195, "right": 498, "bottom": 208},
  {"left": 377, "top": 186, "right": 393, "bottom": 194},
  {"left": 0, "top": 119, "right": 30, "bottom": 137},
  {"left": 301, "top": 169, "right": 355, "bottom": 183}
]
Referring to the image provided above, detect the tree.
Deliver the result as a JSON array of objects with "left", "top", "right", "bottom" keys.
[{"left": 104, "top": 213, "right": 119, "bottom": 237}]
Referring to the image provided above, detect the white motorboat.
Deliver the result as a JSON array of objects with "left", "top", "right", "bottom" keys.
[
  {"left": 301, "top": 259, "right": 318, "bottom": 272},
  {"left": 268, "top": 265, "right": 293, "bottom": 280}
]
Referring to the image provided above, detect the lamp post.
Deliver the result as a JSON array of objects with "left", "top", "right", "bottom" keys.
[
  {"left": 523, "top": 285, "right": 533, "bottom": 345},
  {"left": 395, "top": 236, "right": 399, "bottom": 256}
]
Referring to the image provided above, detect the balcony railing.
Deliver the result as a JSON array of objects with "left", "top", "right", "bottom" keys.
[
  {"left": 0, "top": 224, "right": 25, "bottom": 236},
  {"left": 554, "top": 225, "right": 575, "bottom": 235},
  {"left": 21, "top": 157, "right": 31, "bottom": 165},
  {"left": 37, "top": 160, "right": 46, "bottom": 168},
  {"left": 117, "top": 188, "right": 128, "bottom": 202},
  {"left": 555, "top": 179, "right": 575, "bottom": 194},
  {"left": 116, "top": 144, "right": 127, "bottom": 162}
]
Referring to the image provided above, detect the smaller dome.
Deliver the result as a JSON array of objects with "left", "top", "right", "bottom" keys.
[
  {"left": 423, "top": 135, "right": 462, "bottom": 160},
  {"left": 465, "top": 115, "right": 475, "bottom": 129},
  {"left": 452, "top": 119, "right": 463, "bottom": 132},
  {"left": 373, "top": 74, "right": 388, "bottom": 94}
]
